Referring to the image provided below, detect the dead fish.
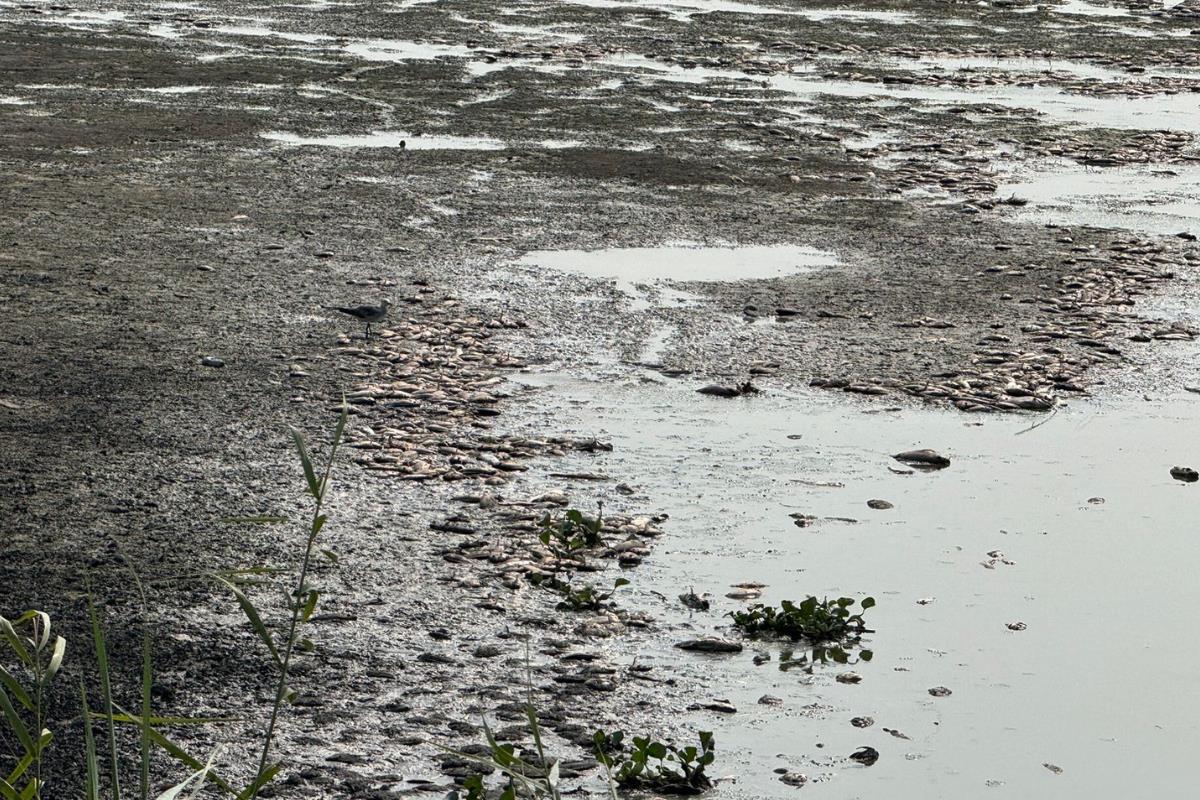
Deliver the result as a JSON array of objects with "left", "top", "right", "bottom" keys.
[
  {"left": 849, "top": 746, "right": 879, "bottom": 766},
  {"left": 893, "top": 448, "right": 951, "bottom": 469},
  {"left": 1170, "top": 466, "right": 1198, "bottom": 483}
]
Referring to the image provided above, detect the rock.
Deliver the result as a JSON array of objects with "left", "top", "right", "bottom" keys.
[
  {"left": 200, "top": 356, "right": 225, "bottom": 368},
  {"left": 679, "top": 590, "right": 711, "bottom": 611},
  {"left": 1170, "top": 466, "right": 1199, "bottom": 483},
  {"left": 1043, "top": 763, "right": 1064, "bottom": 775},
  {"left": 836, "top": 672, "right": 862, "bottom": 684},
  {"left": 726, "top": 588, "right": 762, "bottom": 600},
  {"left": 1006, "top": 622, "right": 1027, "bottom": 631},
  {"left": 867, "top": 499, "right": 893, "bottom": 510},
  {"left": 849, "top": 746, "right": 879, "bottom": 767},
  {"left": 674, "top": 638, "right": 743, "bottom": 653},
  {"left": 928, "top": 686, "right": 952, "bottom": 697},
  {"left": 850, "top": 716, "right": 874, "bottom": 728},
  {"left": 758, "top": 695, "right": 784, "bottom": 706},
  {"left": 893, "top": 449, "right": 950, "bottom": 469}
]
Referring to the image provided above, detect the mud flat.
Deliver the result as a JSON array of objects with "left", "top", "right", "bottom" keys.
[{"left": 2, "top": 0, "right": 1199, "bottom": 797}]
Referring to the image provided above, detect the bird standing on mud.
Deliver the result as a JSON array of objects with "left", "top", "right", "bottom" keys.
[{"left": 327, "top": 299, "right": 390, "bottom": 339}]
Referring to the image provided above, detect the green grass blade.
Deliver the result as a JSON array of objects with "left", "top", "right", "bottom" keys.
[
  {"left": 212, "top": 577, "right": 281, "bottom": 669},
  {"left": 0, "top": 778, "right": 19, "bottom": 800},
  {"left": 140, "top": 631, "right": 153, "bottom": 800},
  {"left": 235, "top": 763, "right": 281, "bottom": 800},
  {"left": 111, "top": 708, "right": 237, "bottom": 797},
  {"left": 0, "top": 666, "right": 32, "bottom": 711},
  {"left": 87, "top": 592, "right": 121, "bottom": 800},
  {"left": 43, "top": 636, "right": 65, "bottom": 687},
  {"left": 290, "top": 428, "right": 321, "bottom": 498},
  {"left": 0, "top": 685, "right": 34, "bottom": 754},
  {"left": 82, "top": 683, "right": 100, "bottom": 800},
  {"left": 0, "top": 617, "right": 32, "bottom": 666}
]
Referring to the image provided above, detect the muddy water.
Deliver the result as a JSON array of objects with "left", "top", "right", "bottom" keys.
[{"left": 509, "top": 369, "right": 1200, "bottom": 798}]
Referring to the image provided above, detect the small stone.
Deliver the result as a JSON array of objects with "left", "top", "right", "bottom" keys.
[
  {"left": 1170, "top": 466, "right": 1198, "bottom": 483},
  {"left": 928, "top": 686, "right": 952, "bottom": 697},
  {"left": 837, "top": 672, "right": 863, "bottom": 684},
  {"left": 200, "top": 356, "right": 225, "bottom": 368},
  {"left": 1043, "top": 762, "right": 1063, "bottom": 775},
  {"left": 850, "top": 716, "right": 874, "bottom": 728},
  {"left": 1087, "top": 497, "right": 1105, "bottom": 504},
  {"left": 758, "top": 695, "right": 784, "bottom": 706},
  {"left": 867, "top": 499, "right": 893, "bottom": 510},
  {"left": 779, "top": 771, "right": 808, "bottom": 786},
  {"left": 1006, "top": 622, "right": 1027, "bottom": 631}
]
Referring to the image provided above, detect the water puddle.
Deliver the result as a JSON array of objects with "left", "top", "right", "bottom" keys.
[
  {"left": 509, "top": 375, "right": 1200, "bottom": 798},
  {"left": 261, "top": 129, "right": 505, "bottom": 149},
  {"left": 1054, "top": 0, "right": 1132, "bottom": 17},
  {"left": 513, "top": 243, "right": 838, "bottom": 309},
  {"left": 996, "top": 160, "right": 1200, "bottom": 237}
]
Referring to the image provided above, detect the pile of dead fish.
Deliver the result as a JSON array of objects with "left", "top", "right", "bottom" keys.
[{"left": 813, "top": 235, "right": 1197, "bottom": 412}]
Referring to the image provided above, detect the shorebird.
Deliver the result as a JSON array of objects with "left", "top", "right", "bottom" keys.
[{"left": 327, "top": 298, "right": 390, "bottom": 339}]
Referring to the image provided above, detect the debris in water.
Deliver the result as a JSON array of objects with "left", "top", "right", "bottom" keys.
[
  {"left": 928, "top": 686, "right": 953, "bottom": 697},
  {"left": 867, "top": 499, "right": 894, "bottom": 510},
  {"left": 851, "top": 716, "right": 874, "bottom": 728},
  {"left": 1043, "top": 762, "right": 1064, "bottom": 775},
  {"left": 1006, "top": 621, "right": 1027, "bottom": 631}
]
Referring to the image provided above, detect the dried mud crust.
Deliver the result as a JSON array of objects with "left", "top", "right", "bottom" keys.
[{"left": 1, "top": 0, "right": 1199, "bottom": 796}]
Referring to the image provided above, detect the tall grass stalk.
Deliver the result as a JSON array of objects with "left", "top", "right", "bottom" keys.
[{"left": 245, "top": 405, "right": 348, "bottom": 798}]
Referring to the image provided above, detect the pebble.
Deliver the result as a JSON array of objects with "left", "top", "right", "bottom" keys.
[
  {"left": 867, "top": 499, "right": 894, "bottom": 510},
  {"left": 199, "top": 356, "right": 225, "bottom": 368},
  {"left": 850, "top": 716, "right": 874, "bottom": 728},
  {"left": 928, "top": 686, "right": 953, "bottom": 697},
  {"left": 758, "top": 694, "right": 784, "bottom": 706},
  {"left": 779, "top": 772, "right": 808, "bottom": 786}
]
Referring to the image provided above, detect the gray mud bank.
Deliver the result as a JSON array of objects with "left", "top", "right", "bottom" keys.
[{"left": 2, "top": 0, "right": 1199, "bottom": 797}]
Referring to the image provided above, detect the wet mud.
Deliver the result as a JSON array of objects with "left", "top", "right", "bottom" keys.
[{"left": 2, "top": 0, "right": 1199, "bottom": 797}]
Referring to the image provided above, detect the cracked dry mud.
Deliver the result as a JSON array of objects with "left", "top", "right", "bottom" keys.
[{"left": 2, "top": 0, "right": 1199, "bottom": 797}]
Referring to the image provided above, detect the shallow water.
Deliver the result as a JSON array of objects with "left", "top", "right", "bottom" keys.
[
  {"left": 514, "top": 244, "right": 838, "bottom": 309},
  {"left": 997, "top": 161, "right": 1200, "bottom": 236},
  {"left": 511, "top": 368, "right": 1200, "bottom": 798},
  {"left": 261, "top": 129, "right": 505, "bottom": 148}
]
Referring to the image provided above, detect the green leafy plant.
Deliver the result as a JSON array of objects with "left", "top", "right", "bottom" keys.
[
  {"left": 538, "top": 506, "right": 604, "bottom": 554},
  {"left": 0, "top": 611, "right": 64, "bottom": 799},
  {"left": 593, "top": 730, "right": 715, "bottom": 795},
  {"left": 215, "top": 403, "right": 348, "bottom": 798},
  {"left": 728, "top": 596, "right": 875, "bottom": 643},
  {"left": 0, "top": 406, "right": 350, "bottom": 800},
  {"left": 528, "top": 575, "right": 629, "bottom": 612},
  {"left": 444, "top": 706, "right": 562, "bottom": 800}
]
